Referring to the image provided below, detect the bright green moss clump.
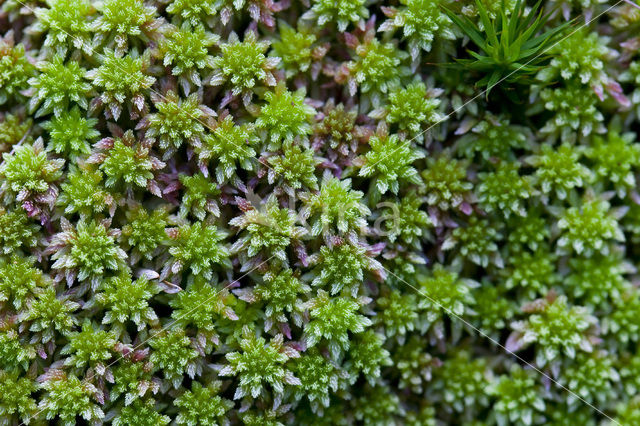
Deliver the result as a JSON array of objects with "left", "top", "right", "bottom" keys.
[
  {"left": 0, "top": 255, "right": 47, "bottom": 309},
  {"left": 159, "top": 25, "right": 218, "bottom": 87},
  {"left": 41, "top": 107, "right": 99, "bottom": 158},
  {"left": 38, "top": 373, "right": 104, "bottom": 425},
  {"left": 0, "top": 38, "right": 35, "bottom": 105},
  {"left": 168, "top": 221, "right": 229, "bottom": 278},
  {"left": 256, "top": 83, "right": 315, "bottom": 149},
  {"left": 212, "top": 31, "right": 276, "bottom": 98},
  {"left": 145, "top": 92, "right": 206, "bottom": 155},
  {"left": 174, "top": 381, "right": 233, "bottom": 425},
  {"left": 381, "top": 0, "right": 456, "bottom": 58},
  {"left": 94, "top": 272, "right": 160, "bottom": 332},
  {"left": 2, "top": 1, "right": 640, "bottom": 425},
  {"left": 347, "top": 38, "right": 409, "bottom": 100},
  {"left": 1, "top": 141, "right": 63, "bottom": 201},
  {"left": 359, "top": 133, "right": 423, "bottom": 196},
  {"left": 0, "top": 209, "right": 40, "bottom": 254},
  {"left": 194, "top": 114, "right": 259, "bottom": 184},
  {"left": 87, "top": 49, "right": 155, "bottom": 120},
  {"left": 33, "top": 0, "right": 95, "bottom": 56},
  {"left": 50, "top": 219, "right": 126, "bottom": 286},
  {"left": 28, "top": 55, "right": 91, "bottom": 117},
  {"left": 220, "top": 327, "right": 299, "bottom": 398},
  {"left": 304, "top": 0, "right": 369, "bottom": 31}
]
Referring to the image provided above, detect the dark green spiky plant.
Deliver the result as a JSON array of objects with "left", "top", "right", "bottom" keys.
[{"left": 444, "top": 0, "right": 571, "bottom": 92}]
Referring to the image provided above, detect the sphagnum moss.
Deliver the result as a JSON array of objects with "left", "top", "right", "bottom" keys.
[{"left": 1, "top": 1, "right": 639, "bottom": 425}]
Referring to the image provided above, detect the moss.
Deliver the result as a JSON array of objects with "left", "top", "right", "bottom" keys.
[
  {"left": 3, "top": 2, "right": 640, "bottom": 424},
  {"left": 28, "top": 55, "right": 91, "bottom": 117}
]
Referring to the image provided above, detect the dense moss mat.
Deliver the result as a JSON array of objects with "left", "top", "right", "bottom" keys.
[{"left": 1, "top": 0, "right": 640, "bottom": 424}]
